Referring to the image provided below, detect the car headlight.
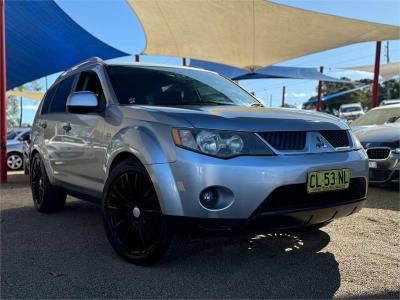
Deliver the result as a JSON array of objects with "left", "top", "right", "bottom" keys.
[
  {"left": 172, "top": 128, "right": 274, "bottom": 158},
  {"left": 349, "top": 131, "right": 363, "bottom": 150},
  {"left": 394, "top": 148, "right": 400, "bottom": 154}
]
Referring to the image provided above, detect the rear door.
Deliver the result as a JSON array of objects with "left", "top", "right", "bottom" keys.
[{"left": 41, "top": 75, "right": 76, "bottom": 181}]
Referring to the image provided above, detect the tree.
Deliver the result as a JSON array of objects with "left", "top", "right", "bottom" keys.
[
  {"left": 6, "top": 95, "right": 19, "bottom": 128},
  {"left": 303, "top": 78, "right": 400, "bottom": 112},
  {"left": 7, "top": 80, "right": 42, "bottom": 128},
  {"left": 378, "top": 79, "right": 400, "bottom": 102}
]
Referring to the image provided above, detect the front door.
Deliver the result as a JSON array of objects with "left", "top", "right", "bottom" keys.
[{"left": 57, "top": 71, "right": 107, "bottom": 195}]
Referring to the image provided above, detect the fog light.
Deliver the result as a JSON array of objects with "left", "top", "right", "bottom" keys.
[{"left": 199, "top": 188, "right": 218, "bottom": 209}]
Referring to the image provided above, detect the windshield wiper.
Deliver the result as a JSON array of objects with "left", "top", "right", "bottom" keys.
[
  {"left": 250, "top": 102, "right": 264, "bottom": 107},
  {"left": 180, "top": 101, "right": 234, "bottom": 106}
]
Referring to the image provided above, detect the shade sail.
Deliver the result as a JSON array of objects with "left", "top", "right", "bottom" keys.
[
  {"left": 190, "top": 59, "right": 347, "bottom": 82},
  {"left": 345, "top": 62, "right": 400, "bottom": 81},
  {"left": 6, "top": 91, "right": 44, "bottom": 101},
  {"left": 128, "top": 0, "right": 400, "bottom": 70},
  {"left": 5, "top": 0, "right": 129, "bottom": 90}
]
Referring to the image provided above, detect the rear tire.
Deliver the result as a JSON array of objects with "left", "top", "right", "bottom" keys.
[
  {"left": 102, "top": 159, "right": 175, "bottom": 265},
  {"left": 30, "top": 153, "right": 66, "bottom": 213}
]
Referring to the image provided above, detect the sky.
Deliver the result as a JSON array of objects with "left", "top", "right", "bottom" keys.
[{"left": 18, "top": 0, "right": 400, "bottom": 124}]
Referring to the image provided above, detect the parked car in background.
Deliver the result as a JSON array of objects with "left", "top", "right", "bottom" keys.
[
  {"left": 352, "top": 104, "right": 400, "bottom": 185},
  {"left": 379, "top": 99, "right": 400, "bottom": 106},
  {"left": 338, "top": 103, "right": 364, "bottom": 122},
  {"left": 7, "top": 128, "right": 31, "bottom": 170},
  {"left": 29, "top": 58, "right": 368, "bottom": 265}
]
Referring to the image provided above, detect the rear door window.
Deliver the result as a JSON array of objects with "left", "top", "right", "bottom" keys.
[
  {"left": 40, "top": 85, "right": 58, "bottom": 114},
  {"left": 48, "top": 75, "right": 75, "bottom": 113}
]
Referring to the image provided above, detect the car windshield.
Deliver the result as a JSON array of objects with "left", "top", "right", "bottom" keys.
[
  {"left": 340, "top": 106, "right": 362, "bottom": 113},
  {"left": 351, "top": 107, "right": 400, "bottom": 126},
  {"left": 106, "top": 66, "right": 259, "bottom": 107}
]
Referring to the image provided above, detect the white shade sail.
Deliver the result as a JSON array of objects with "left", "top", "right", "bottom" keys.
[
  {"left": 128, "top": 0, "right": 400, "bottom": 70},
  {"left": 346, "top": 62, "right": 400, "bottom": 81}
]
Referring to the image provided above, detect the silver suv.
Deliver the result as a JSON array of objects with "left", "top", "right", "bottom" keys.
[{"left": 30, "top": 58, "right": 368, "bottom": 265}]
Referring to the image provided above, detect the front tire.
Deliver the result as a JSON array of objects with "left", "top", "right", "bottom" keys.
[
  {"left": 102, "top": 159, "right": 174, "bottom": 265},
  {"left": 30, "top": 153, "right": 66, "bottom": 213},
  {"left": 7, "top": 152, "right": 23, "bottom": 170}
]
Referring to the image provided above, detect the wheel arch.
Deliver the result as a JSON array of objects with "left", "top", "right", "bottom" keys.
[{"left": 108, "top": 151, "right": 144, "bottom": 174}]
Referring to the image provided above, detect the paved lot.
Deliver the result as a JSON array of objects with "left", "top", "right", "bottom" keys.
[{"left": 1, "top": 172, "right": 399, "bottom": 299}]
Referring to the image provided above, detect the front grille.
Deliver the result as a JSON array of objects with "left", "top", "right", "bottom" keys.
[
  {"left": 319, "top": 130, "right": 350, "bottom": 148},
  {"left": 366, "top": 148, "right": 391, "bottom": 159},
  {"left": 258, "top": 131, "right": 306, "bottom": 150},
  {"left": 252, "top": 178, "right": 366, "bottom": 215}
]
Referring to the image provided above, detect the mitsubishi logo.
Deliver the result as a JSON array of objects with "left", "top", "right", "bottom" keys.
[{"left": 316, "top": 136, "right": 327, "bottom": 149}]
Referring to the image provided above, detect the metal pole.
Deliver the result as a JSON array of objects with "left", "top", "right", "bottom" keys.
[
  {"left": 0, "top": 0, "right": 7, "bottom": 183},
  {"left": 371, "top": 41, "right": 381, "bottom": 108},
  {"left": 269, "top": 94, "right": 272, "bottom": 108},
  {"left": 19, "top": 96, "right": 22, "bottom": 127},
  {"left": 135, "top": 54, "right": 140, "bottom": 62},
  {"left": 281, "top": 86, "right": 286, "bottom": 107},
  {"left": 385, "top": 40, "right": 390, "bottom": 100},
  {"left": 316, "top": 66, "right": 324, "bottom": 112}
]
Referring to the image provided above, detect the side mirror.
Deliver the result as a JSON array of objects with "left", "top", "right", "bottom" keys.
[{"left": 66, "top": 91, "right": 99, "bottom": 114}]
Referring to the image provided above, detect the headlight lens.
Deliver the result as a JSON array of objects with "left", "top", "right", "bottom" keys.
[{"left": 172, "top": 128, "right": 274, "bottom": 158}]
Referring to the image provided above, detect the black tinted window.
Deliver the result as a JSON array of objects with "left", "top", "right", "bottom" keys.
[
  {"left": 76, "top": 71, "right": 105, "bottom": 107},
  {"left": 41, "top": 85, "right": 58, "bottom": 114},
  {"left": 48, "top": 75, "right": 75, "bottom": 113},
  {"left": 106, "top": 66, "right": 257, "bottom": 106}
]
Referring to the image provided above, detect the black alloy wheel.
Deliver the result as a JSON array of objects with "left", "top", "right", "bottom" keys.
[
  {"left": 30, "top": 153, "right": 66, "bottom": 212},
  {"left": 31, "top": 154, "right": 44, "bottom": 206},
  {"left": 103, "top": 159, "right": 174, "bottom": 265}
]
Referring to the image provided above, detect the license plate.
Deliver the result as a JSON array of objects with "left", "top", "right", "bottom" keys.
[
  {"left": 369, "top": 161, "right": 377, "bottom": 168},
  {"left": 307, "top": 169, "right": 350, "bottom": 193}
]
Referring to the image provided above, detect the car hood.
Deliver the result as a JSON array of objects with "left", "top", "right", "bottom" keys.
[
  {"left": 352, "top": 124, "right": 400, "bottom": 147},
  {"left": 133, "top": 105, "right": 348, "bottom": 131}
]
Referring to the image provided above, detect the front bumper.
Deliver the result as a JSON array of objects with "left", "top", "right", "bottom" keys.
[
  {"left": 147, "top": 148, "right": 368, "bottom": 222},
  {"left": 166, "top": 198, "right": 366, "bottom": 231}
]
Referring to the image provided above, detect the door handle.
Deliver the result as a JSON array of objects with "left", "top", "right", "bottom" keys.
[
  {"left": 62, "top": 123, "right": 72, "bottom": 132},
  {"left": 39, "top": 120, "right": 47, "bottom": 129}
]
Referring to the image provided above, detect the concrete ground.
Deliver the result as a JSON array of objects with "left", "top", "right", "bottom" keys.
[{"left": 1, "top": 172, "right": 399, "bottom": 299}]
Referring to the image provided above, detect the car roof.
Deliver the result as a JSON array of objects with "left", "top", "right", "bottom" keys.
[
  {"left": 105, "top": 61, "right": 214, "bottom": 73},
  {"left": 370, "top": 103, "right": 400, "bottom": 111},
  {"left": 8, "top": 128, "right": 30, "bottom": 132},
  {"left": 59, "top": 57, "right": 217, "bottom": 81}
]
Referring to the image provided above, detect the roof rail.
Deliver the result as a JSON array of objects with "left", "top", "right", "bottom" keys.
[{"left": 60, "top": 57, "right": 104, "bottom": 77}]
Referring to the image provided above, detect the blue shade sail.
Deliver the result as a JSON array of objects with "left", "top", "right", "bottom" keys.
[
  {"left": 5, "top": 0, "right": 128, "bottom": 89},
  {"left": 190, "top": 59, "right": 348, "bottom": 83}
]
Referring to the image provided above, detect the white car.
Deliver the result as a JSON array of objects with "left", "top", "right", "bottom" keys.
[
  {"left": 338, "top": 103, "right": 364, "bottom": 122},
  {"left": 379, "top": 99, "right": 400, "bottom": 106},
  {"left": 7, "top": 128, "right": 31, "bottom": 170}
]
